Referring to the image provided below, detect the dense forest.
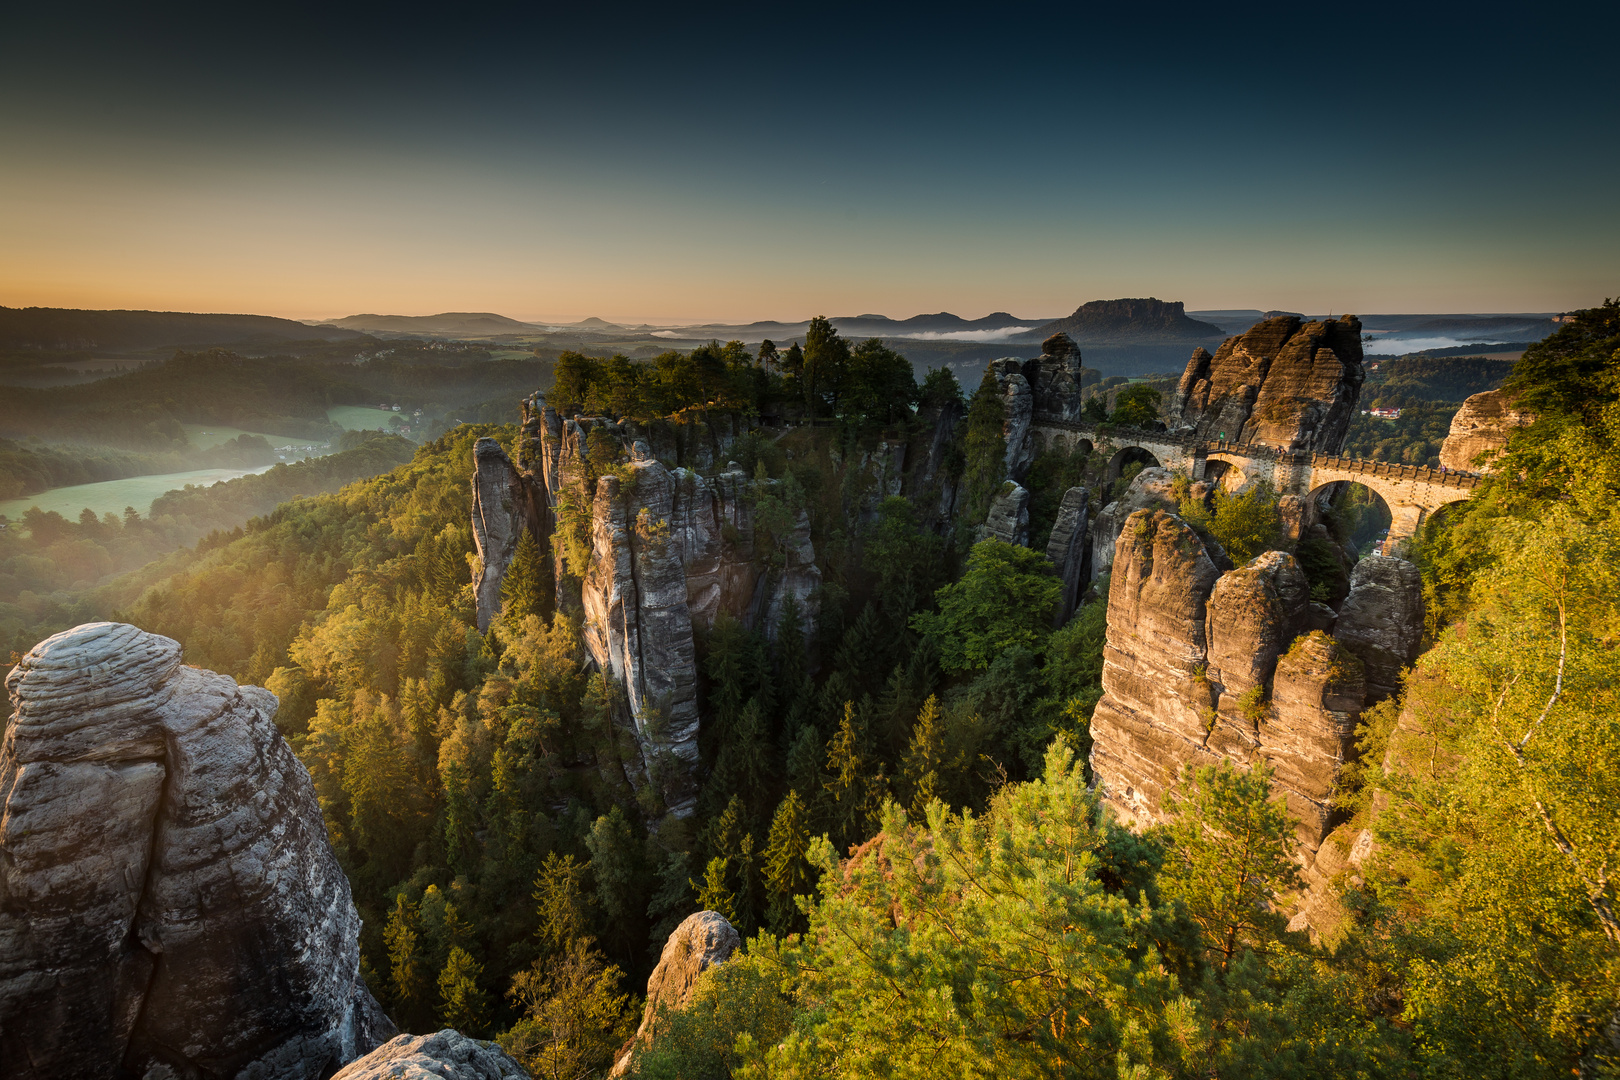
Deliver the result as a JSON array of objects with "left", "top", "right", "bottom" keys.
[{"left": 8, "top": 306, "right": 1615, "bottom": 1077}]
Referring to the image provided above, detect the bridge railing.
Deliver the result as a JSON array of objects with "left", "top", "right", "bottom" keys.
[{"left": 1028, "top": 419, "right": 1483, "bottom": 490}]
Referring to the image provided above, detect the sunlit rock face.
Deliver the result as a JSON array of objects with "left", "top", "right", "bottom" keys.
[
  {"left": 472, "top": 437, "right": 537, "bottom": 632},
  {"left": 0, "top": 622, "right": 392, "bottom": 1080},
  {"left": 1089, "top": 516, "right": 1411, "bottom": 866},
  {"left": 1333, "top": 555, "right": 1425, "bottom": 703},
  {"left": 608, "top": 910, "right": 740, "bottom": 1079},
  {"left": 1438, "top": 387, "right": 1535, "bottom": 472},
  {"left": 1165, "top": 315, "right": 1365, "bottom": 452},
  {"left": 334, "top": 1030, "right": 530, "bottom": 1080}
]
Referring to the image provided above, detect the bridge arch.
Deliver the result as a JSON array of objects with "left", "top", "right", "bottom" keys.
[
  {"left": 1303, "top": 480, "right": 1395, "bottom": 557},
  {"left": 1106, "top": 444, "right": 1161, "bottom": 483}
]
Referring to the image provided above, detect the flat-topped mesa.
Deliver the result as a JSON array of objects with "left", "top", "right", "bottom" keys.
[
  {"left": 0, "top": 622, "right": 392, "bottom": 1080},
  {"left": 1089, "top": 510, "right": 1421, "bottom": 866},
  {"left": 1165, "top": 315, "right": 1365, "bottom": 453}
]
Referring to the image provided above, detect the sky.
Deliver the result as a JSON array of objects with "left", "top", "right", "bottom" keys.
[{"left": 1, "top": 2, "right": 1616, "bottom": 324}]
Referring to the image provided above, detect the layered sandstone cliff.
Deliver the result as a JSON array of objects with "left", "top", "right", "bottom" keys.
[
  {"left": 477, "top": 407, "right": 821, "bottom": 816},
  {"left": 1165, "top": 315, "right": 1365, "bottom": 452},
  {"left": 1438, "top": 387, "right": 1535, "bottom": 472},
  {"left": 987, "top": 333, "right": 1089, "bottom": 480},
  {"left": 0, "top": 622, "right": 392, "bottom": 1079},
  {"left": 1089, "top": 513, "right": 1420, "bottom": 866}
]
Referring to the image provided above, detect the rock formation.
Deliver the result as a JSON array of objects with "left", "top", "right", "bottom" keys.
[
  {"left": 333, "top": 1030, "right": 530, "bottom": 1080},
  {"left": 1090, "top": 515, "right": 1424, "bottom": 866},
  {"left": 1088, "top": 468, "right": 1223, "bottom": 581},
  {"left": 1036, "top": 298, "right": 1226, "bottom": 344},
  {"left": 609, "top": 911, "right": 740, "bottom": 1078},
  {"left": 1046, "top": 486, "right": 1090, "bottom": 624},
  {"left": 1164, "top": 315, "right": 1365, "bottom": 453},
  {"left": 987, "top": 333, "right": 1089, "bottom": 479},
  {"left": 473, "top": 437, "right": 546, "bottom": 632},
  {"left": 978, "top": 481, "right": 1030, "bottom": 546},
  {"left": 1333, "top": 555, "right": 1425, "bottom": 702},
  {"left": 1438, "top": 387, "right": 1535, "bottom": 472},
  {"left": 0, "top": 622, "right": 392, "bottom": 1080}
]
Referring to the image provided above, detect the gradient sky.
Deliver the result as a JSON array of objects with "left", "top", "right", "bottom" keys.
[{"left": 2, "top": 2, "right": 1615, "bottom": 323}]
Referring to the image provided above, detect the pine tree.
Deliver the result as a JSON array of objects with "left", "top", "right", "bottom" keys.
[
  {"left": 902, "top": 694, "right": 946, "bottom": 819},
  {"left": 498, "top": 529, "right": 546, "bottom": 636},
  {"left": 438, "top": 945, "right": 491, "bottom": 1035},
  {"left": 693, "top": 856, "right": 736, "bottom": 922},
  {"left": 824, "top": 702, "right": 870, "bottom": 850},
  {"left": 764, "top": 790, "right": 814, "bottom": 934},
  {"left": 774, "top": 593, "right": 806, "bottom": 693},
  {"left": 535, "top": 852, "right": 592, "bottom": 954},
  {"left": 384, "top": 892, "right": 432, "bottom": 1032}
]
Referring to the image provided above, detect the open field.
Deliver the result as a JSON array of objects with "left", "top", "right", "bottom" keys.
[
  {"left": 181, "top": 422, "right": 321, "bottom": 451},
  {"left": 0, "top": 465, "right": 276, "bottom": 524},
  {"left": 327, "top": 405, "right": 404, "bottom": 431}
]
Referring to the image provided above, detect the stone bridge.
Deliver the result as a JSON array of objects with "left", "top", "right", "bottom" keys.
[{"left": 1029, "top": 414, "right": 1481, "bottom": 541}]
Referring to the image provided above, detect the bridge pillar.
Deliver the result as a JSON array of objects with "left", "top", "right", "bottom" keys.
[{"left": 1386, "top": 504, "right": 1426, "bottom": 545}]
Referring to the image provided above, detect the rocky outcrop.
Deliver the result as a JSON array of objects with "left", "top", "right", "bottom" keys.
[
  {"left": 609, "top": 911, "right": 740, "bottom": 1078},
  {"left": 333, "top": 1030, "right": 530, "bottom": 1080},
  {"left": 1046, "top": 486, "right": 1090, "bottom": 625},
  {"left": 1088, "top": 510, "right": 1223, "bottom": 824},
  {"left": 1333, "top": 555, "right": 1424, "bottom": 702},
  {"left": 1090, "top": 518, "right": 1371, "bottom": 860},
  {"left": 1203, "top": 550, "right": 1309, "bottom": 715},
  {"left": 1165, "top": 315, "right": 1365, "bottom": 453},
  {"left": 987, "top": 333, "right": 1090, "bottom": 480},
  {"left": 0, "top": 622, "right": 392, "bottom": 1080},
  {"left": 978, "top": 481, "right": 1030, "bottom": 546},
  {"left": 1089, "top": 467, "right": 1183, "bottom": 580},
  {"left": 472, "top": 437, "right": 538, "bottom": 632},
  {"left": 1438, "top": 387, "right": 1534, "bottom": 472},
  {"left": 577, "top": 445, "right": 819, "bottom": 816},
  {"left": 1036, "top": 299, "right": 1226, "bottom": 344}
]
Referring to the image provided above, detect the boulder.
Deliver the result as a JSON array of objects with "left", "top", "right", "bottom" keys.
[
  {"left": 1333, "top": 555, "right": 1425, "bottom": 702},
  {"left": 1046, "top": 486, "right": 1090, "bottom": 625},
  {"left": 1165, "top": 315, "right": 1365, "bottom": 452},
  {"left": 0, "top": 622, "right": 392, "bottom": 1080},
  {"left": 1438, "top": 387, "right": 1535, "bottom": 472},
  {"left": 978, "top": 481, "right": 1030, "bottom": 546},
  {"left": 609, "top": 911, "right": 740, "bottom": 1078},
  {"left": 332, "top": 1030, "right": 530, "bottom": 1080}
]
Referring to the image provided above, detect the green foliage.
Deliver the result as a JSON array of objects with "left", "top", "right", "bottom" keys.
[
  {"left": 763, "top": 789, "right": 814, "bottom": 934},
  {"left": 438, "top": 945, "right": 492, "bottom": 1037},
  {"left": 1366, "top": 354, "right": 1514, "bottom": 404},
  {"left": 958, "top": 370, "right": 1007, "bottom": 531},
  {"left": 1181, "top": 479, "right": 1283, "bottom": 564},
  {"left": 1341, "top": 401, "right": 1458, "bottom": 467},
  {"left": 1160, "top": 760, "right": 1301, "bottom": 970},
  {"left": 503, "top": 938, "right": 638, "bottom": 1080},
  {"left": 627, "top": 948, "right": 793, "bottom": 1080},
  {"left": 911, "top": 539, "right": 1060, "bottom": 674},
  {"left": 1109, "top": 382, "right": 1162, "bottom": 427}
]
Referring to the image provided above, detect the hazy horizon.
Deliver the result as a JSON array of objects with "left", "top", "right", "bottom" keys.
[{"left": 3, "top": 4, "right": 1615, "bottom": 323}]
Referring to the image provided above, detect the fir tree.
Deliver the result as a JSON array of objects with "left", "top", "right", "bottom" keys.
[
  {"left": 497, "top": 529, "right": 546, "bottom": 637},
  {"left": 384, "top": 892, "right": 433, "bottom": 1032},
  {"left": 693, "top": 856, "right": 737, "bottom": 922},
  {"left": 824, "top": 702, "right": 871, "bottom": 849},
  {"left": 902, "top": 694, "right": 946, "bottom": 819},
  {"left": 764, "top": 789, "right": 813, "bottom": 934},
  {"left": 438, "top": 945, "right": 491, "bottom": 1036}
]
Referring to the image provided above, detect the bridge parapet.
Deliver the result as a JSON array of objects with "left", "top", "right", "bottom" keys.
[{"left": 1305, "top": 452, "right": 1482, "bottom": 491}]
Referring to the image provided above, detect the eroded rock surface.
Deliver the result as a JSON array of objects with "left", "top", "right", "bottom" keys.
[
  {"left": 987, "top": 333, "right": 1089, "bottom": 480},
  {"left": 1090, "top": 467, "right": 1181, "bottom": 581},
  {"left": 1438, "top": 387, "right": 1535, "bottom": 472},
  {"left": 1090, "top": 518, "right": 1369, "bottom": 860},
  {"left": 1046, "top": 486, "right": 1090, "bottom": 625},
  {"left": 978, "top": 481, "right": 1030, "bottom": 546},
  {"left": 471, "top": 438, "right": 536, "bottom": 632},
  {"left": 1333, "top": 555, "right": 1424, "bottom": 702},
  {"left": 333, "top": 1030, "right": 529, "bottom": 1080},
  {"left": 609, "top": 911, "right": 740, "bottom": 1078},
  {"left": 1165, "top": 315, "right": 1365, "bottom": 452},
  {"left": 0, "top": 622, "right": 391, "bottom": 1080}
]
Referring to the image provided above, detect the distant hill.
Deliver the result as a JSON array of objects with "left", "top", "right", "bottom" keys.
[
  {"left": 0, "top": 307, "right": 361, "bottom": 350},
  {"left": 1033, "top": 298, "right": 1226, "bottom": 344},
  {"left": 327, "top": 312, "right": 537, "bottom": 335},
  {"left": 832, "top": 311, "right": 1041, "bottom": 337}
]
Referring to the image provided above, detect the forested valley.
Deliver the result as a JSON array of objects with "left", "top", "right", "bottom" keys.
[{"left": 30, "top": 305, "right": 1608, "bottom": 1079}]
